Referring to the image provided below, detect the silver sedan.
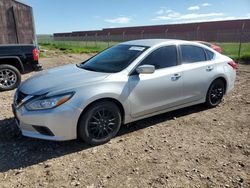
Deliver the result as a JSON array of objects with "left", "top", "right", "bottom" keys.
[{"left": 12, "top": 39, "right": 237, "bottom": 145}]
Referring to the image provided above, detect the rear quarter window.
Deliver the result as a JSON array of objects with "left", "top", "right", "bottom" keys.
[{"left": 205, "top": 49, "right": 215, "bottom": 60}]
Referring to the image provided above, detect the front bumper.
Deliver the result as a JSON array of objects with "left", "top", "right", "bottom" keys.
[{"left": 12, "top": 103, "right": 82, "bottom": 141}]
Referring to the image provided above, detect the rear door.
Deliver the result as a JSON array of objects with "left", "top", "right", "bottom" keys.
[
  {"left": 128, "top": 45, "right": 183, "bottom": 118},
  {"left": 180, "top": 45, "right": 217, "bottom": 103}
]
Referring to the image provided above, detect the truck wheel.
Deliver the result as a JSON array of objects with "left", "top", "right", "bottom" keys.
[{"left": 0, "top": 64, "right": 21, "bottom": 92}]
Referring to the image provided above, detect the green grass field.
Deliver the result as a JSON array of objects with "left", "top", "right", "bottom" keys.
[
  {"left": 39, "top": 41, "right": 117, "bottom": 54},
  {"left": 38, "top": 40, "right": 250, "bottom": 61},
  {"left": 217, "top": 42, "right": 250, "bottom": 61}
]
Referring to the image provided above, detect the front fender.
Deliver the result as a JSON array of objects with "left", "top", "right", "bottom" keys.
[{"left": 72, "top": 81, "right": 131, "bottom": 119}]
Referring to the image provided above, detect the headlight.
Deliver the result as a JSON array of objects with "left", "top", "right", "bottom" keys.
[{"left": 25, "top": 92, "right": 74, "bottom": 111}]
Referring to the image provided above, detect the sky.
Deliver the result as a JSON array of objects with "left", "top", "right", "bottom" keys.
[{"left": 20, "top": 0, "right": 250, "bottom": 34}]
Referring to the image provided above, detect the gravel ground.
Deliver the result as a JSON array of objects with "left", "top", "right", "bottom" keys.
[{"left": 0, "top": 52, "right": 249, "bottom": 187}]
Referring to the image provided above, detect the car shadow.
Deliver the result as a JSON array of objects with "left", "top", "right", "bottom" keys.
[
  {"left": 0, "top": 104, "right": 208, "bottom": 172},
  {"left": 118, "top": 104, "right": 208, "bottom": 136}
]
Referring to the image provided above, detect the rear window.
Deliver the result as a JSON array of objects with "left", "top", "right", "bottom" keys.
[{"left": 180, "top": 45, "right": 206, "bottom": 63}]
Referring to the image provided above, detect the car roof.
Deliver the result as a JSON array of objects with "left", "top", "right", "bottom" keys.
[{"left": 121, "top": 39, "right": 189, "bottom": 47}]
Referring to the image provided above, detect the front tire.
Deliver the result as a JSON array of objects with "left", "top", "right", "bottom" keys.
[
  {"left": 205, "top": 79, "right": 225, "bottom": 107},
  {"left": 78, "top": 101, "right": 122, "bottom": 146},
  {"left": 0, "top": 64, "right": 21, "bottom": 92}
]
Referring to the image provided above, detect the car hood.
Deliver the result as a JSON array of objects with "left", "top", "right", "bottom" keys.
[{"left": 19, "top": 64, "right": 110, "bottom": 95}]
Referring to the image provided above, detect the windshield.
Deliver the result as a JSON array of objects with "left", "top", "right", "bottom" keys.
[{"left": 80, "top": 44, "right": 148, "bottom": 73}]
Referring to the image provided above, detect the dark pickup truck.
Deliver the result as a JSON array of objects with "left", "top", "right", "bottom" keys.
[{"left": 0, "top": 44, "right": 42, "bottom": 91}]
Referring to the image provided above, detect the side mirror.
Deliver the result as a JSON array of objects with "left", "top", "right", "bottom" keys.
[{"left": 136, "top": 65, "right": 155, "bottom": 74}]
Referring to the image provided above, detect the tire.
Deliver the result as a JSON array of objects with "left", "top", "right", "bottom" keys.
[
  {"left": 0, "top": 64, "right": 21, "bottom": 92},
  {"left": 205, "top": 79, "right": 225, "bottom": 107},
  {"left": 78, "top": 101, "right": 122, "bottom": 146}
]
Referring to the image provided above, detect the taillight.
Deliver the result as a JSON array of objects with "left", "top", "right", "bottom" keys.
[
  {"left": 32, "top": 48, "right": 39, "bottom": 61},
  {"left": 228, "top": 61, "right": 237, "bottom": 70}
]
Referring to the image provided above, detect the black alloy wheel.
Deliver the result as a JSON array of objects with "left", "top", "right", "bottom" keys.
[
  {"left": 206, "top": 79, "right": 225, "bottom": 107},
  {"left": 78, "top": 101, "right": 121, "bottom": 145}
]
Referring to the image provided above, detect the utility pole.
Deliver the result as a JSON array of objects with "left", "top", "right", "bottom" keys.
[
  {"left": 95, "top": 33, "right": 97, "bottom": 47},
  {"left": 107, "top": 32, "right": 110, "bottom": 47},
  {"left": 122, "top": 31, "right": 125, "bottom": 41},
  {"left": 196, "top": 26, "right": 200, "bottom": 40},
  {"left": 141, "top": 30, "right": 144, "bottom": 39},
  {"left": 238, "top": 22, "right": 245, "bottom": 58},
  {"left": 85, "top": 33, "right": 88, "bottom": 47},
  {"left": 165, "top": 28, "right": 168, "bottom": 38}
]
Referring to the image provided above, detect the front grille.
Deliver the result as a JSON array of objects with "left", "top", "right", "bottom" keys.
[{"left": 15, "top": 90, "right": 28, "bottom": 106}]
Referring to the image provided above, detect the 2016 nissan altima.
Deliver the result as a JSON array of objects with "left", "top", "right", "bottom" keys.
[{"left": 12, "top": 39, "right": 237, "bottom": 145}]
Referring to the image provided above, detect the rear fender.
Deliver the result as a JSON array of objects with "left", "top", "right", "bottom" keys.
[{"left": 0, "top": 56, "right": 24, "bottom": 73}]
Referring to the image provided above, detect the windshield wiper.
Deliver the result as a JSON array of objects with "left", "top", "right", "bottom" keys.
[
  {"left": 82, "top": 66, "right": 97, "bottom": 72},
  {"left": 76, "top": 64, "right": 96, "bottom": 71}
]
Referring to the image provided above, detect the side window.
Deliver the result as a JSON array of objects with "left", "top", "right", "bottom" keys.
[
  {"left": 181, "top": 45, "right": 206, "bottom": 63},
  {"left": 140, "top": 45, "right": 177, "bottom": 69},
  {"left": 205, "top": 49, "right": 215, "bottom": 60}
]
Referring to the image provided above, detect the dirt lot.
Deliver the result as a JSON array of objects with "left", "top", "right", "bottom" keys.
[{"left": 0, "top": 51, "right": 249, "bottom": 188}]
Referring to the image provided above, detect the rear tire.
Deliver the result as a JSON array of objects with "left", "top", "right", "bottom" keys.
[
  {"left": 78, "top": 101, "right": 122, "bottom": 146},
  {"left": 0, "top": 64, "right": 21, "bottom": 92},
  {"left": 205, "top": 79, "right": 225, "bottom": 107}
]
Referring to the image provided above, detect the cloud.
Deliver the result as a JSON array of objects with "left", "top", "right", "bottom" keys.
[
  {"left": 189, "top": 17, "right": 236, "bottom": 22},
  {"left": 202, "top": 3, "right": 211, "bottom": 7},
  {"left": 188, "top": 6, "right": 200, "bottom": 11},
  {"left": 152, "top": 12, "right": 224, "bottom": 21},
  {"left": 177, "top": 16, "right": 240, "bottom": 24},
  {"left": 155, "top": 7, "right": 173, "bottom": 15},
  {"left": 152, "top": 16, "right": 248, "bottom": 25},
  {"left": 156, "top": 8, "right": 165, "bottom": 15},
  {"left": 104, "top": 17, "right": 131, "bottom": 24},
  {"left": 153, "top": 10, "right": 181, "bottom": 20},
  {"left": 168, "top": 11, "right": 181, "bottom": 18},
  {"left": 181, "top": 13, "right": 224, "bottom": 19},
  {"left": 247, "top": 13, "right": 250, "bottom": 18}
]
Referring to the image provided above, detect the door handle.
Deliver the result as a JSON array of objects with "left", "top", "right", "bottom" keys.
[
  {"left": 171, "top": 73, "right": 181, "bottom": 81},
  {"left": 206, "top": 66, "right": 214, "bottom": 71}
]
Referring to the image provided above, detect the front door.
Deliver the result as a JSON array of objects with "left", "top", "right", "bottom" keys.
[{"left": 128, "top": 45, "right": 183, "bottom": 118}]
